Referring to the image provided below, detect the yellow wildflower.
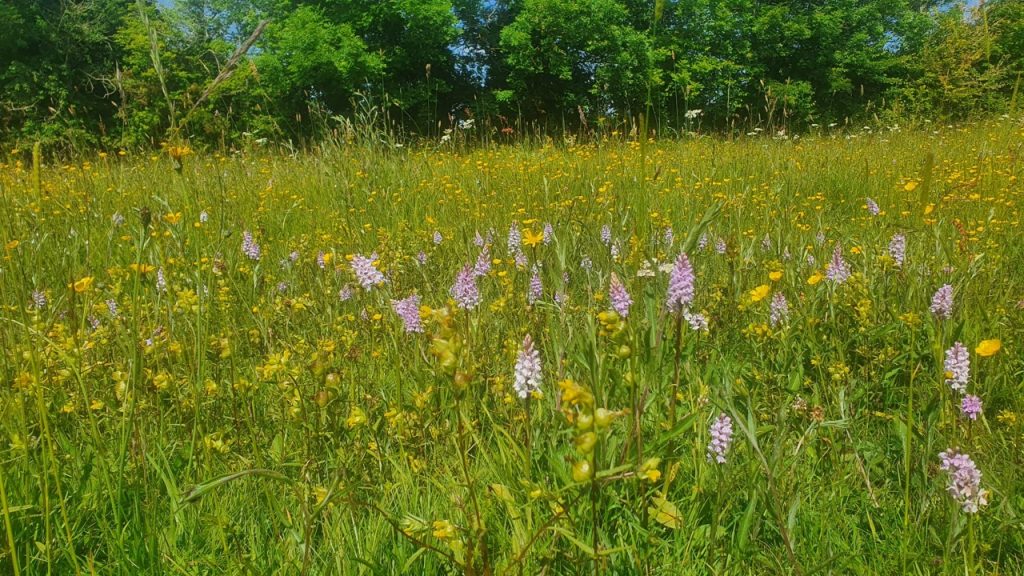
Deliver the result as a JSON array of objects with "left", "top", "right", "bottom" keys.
[
  {"left": 70, "top": 276, "right": 94, "bottom": 293},
  {"left": 432, "top": 520, "right": 456, "bottom": 540},
  {"left": 749, "top": 284, "right": 771, "bottom": 303},
  {"left": 522, "top": 228, "right": 544, "bottom": 247},
  {"left": 975, "top": 339, "right": 1001, "bottom": 357},
  {"left": 346, "top": 407, "right": 367, "bottom": 429}
]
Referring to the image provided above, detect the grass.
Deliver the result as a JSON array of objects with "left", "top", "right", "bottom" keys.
[{"left": 0, "top": 120, "right": 1023, "bottom": 574}]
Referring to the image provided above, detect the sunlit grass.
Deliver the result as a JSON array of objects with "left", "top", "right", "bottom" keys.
[{"left": 0, "top": 120, "right": 1022, "bottom": 574}]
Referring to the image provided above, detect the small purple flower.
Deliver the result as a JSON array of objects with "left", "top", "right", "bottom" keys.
[
  {"left": 866, "top": 197, "right": 880, "bottom": 216},
  {"left": 961, "top": 395, "right": 982, "bottom": 420},
  {"left": 580, "top": 256, "right": 593, "bottom": 271},
  {"left": 698, "top": 233, "right": 708, "bottom": 252},
  {"left": 145, "top": 326, "right": 164, "bottom": 348},
  {"left": 707, "top": 413, "right": 734, "bottom": 463},
  {"left": 88, "top": 315, "right": 100, "bottom": 331},
  {"left": 473, "top": 246, "right": 491, "bottom": 277},
  {"left": 338, "top": 285, "right": 354, "bottom": 302},
  {"left": 528, "top": 265, "right": 543, "bottom": 304},
  {"left": 815, "top": 231, "right": 826, "bottom": 245},
  {"left": 826, "top": 245, "right": 850, "bottom": 284},
  {"left": 289, "top": 250, "right": 300, "bottom": 264},
  {"left": 351, "top": 253, "right": 386, "bottom": 290},
  {"left": 930, "top": 284, "right": 953, "bottom": 319},
  {"left": 433, "top": 231, "right": 443, "bottom": 245},
  {"left": 938, "top": 449, "right": 988, "bottom": 513},
  {"left": 391, "top": 294, "right": 423, "bottom": 333},
  {"left": 513, "top": 334, "right": 542, "bottom": 398},
  {"left": 417, "top": 251, "right": 428, "bottom": 265},
  {"left": 199, "top": 210, "right": 209, "bottom": 223},
  {"left": 806, "top": 253, "right": 816, "bottom": 267},
  {"left": 769, "top": 292, "right": 789, "bottom": 327},
  {"left": 507, "top": 223, "right": 521, "bottom": 253},
  {"left": 944, "top": 342, "right": 970, "bottom": 393},
  {"left": 601, "top": 224, "right": 612, "bottom": 245},
  {"left": 276, "top": 281, "right": 288, "bottom": 293},
  {"left": 889, "top": 233, "right": 906, "bottom": 268},
  {"left": 554, "top": 291, "right": 566, "bottom": 305},
  {"left": 474, "top": 231, "right": 485, "bottom": 247},
  {"left": 715, "top": 237, "right": 727, "bottom": 255},
  {"left": 543, "top": 223, "right": 554, "bottom": 245},
  {"left": 106, "top": 299, "right": 118, "bottom": 318},
  {"left": 451, "top": 265, "right": 481, "bottom": 310},
  {"left": 31, "top": 290, "right": 47, "bottom": 310},
  {"left": 156, "top": 268, "right": 167, "bottom": 292},
  {"left": 684, "top": 311, "right": 709, "bottom": 332},
  {"left": 666, "top": 253, "right": 695, "bottom": 313},
  {"left": 609, "top": 273, "right": 632, "bottom": 318},
  {"left": 664, "top": 227, "right": 675, "bottom": 248},
  {"left": 610, "top": 241, "right": 621, "bottom": 260},
  {"left": 514, "top": 250, "right": 528, "bottom": 268},
  {"left": 241, "top": 231, "right": 261, "bottom": 261}
]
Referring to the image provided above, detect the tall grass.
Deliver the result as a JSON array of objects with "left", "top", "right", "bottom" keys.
[{"left": 0, "top": 119, "right": 1022, "bottom": 574}]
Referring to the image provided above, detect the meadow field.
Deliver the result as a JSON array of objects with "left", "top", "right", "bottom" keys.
[{"left": 1, "top": 120, "right": 1023, "bottom": 574}]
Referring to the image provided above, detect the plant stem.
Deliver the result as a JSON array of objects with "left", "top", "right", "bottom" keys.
[
  {"left": 709, "top": 466, "right": 724, "bottom": 571},
  {"left": 668, "top": 315, "right": 683, "bottom": 428}
]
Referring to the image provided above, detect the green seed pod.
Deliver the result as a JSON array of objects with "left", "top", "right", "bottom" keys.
[
  {"left": 576, "top": 412, "right": 594, "bottom": 431},
  {"left": 574, "top": 431, "right": 597, "bottom": 454},
  {"left": 572, "top": 459, "right": 593, "bottom": 482}
]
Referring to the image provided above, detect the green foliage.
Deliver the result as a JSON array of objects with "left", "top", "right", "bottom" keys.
[
  {"left": 989, "top": 0, "right": 1024, "bottom": 86},
  {"left": 500, "top": 0, "right": 652, "bottom": 122},
  {"left": 1, "top": 119, "right": 1023, "bottom": 574},
  {"left": 892, "top": 6, "right": 1009, "bottom": 119},
  {"left": 257, "top": 7, "right": 381, "bottom": 121},
  {"left": 1, "top": 0, "right": 1023, "bottom": 149}
]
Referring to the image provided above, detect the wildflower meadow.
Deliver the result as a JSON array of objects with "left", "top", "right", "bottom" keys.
[{"left": 1, "top": 119, "right": 1023, "bottom": 574}]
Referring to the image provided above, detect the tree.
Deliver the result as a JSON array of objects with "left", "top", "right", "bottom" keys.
[
  {"left": 500, "top": 0, "right": 652, "bottom": 128},
  {"left": 0, "top": 0, "right": 133, "bottom": 150},
  {"left": 988, "top": 0, "right": 1024, "bottom": 92}
]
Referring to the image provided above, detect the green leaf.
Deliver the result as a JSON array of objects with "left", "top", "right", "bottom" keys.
[
  {"left": 648, "top": 494, "right": 682, "bottom": 529},
  {"left": 549, "top": 525, "right": 596, "bottom": 556},
  {"left": 738, "top": 489, "right": 759, "bottom": 552},
  {"left": 489, "top": 483, "right": 514, "bottom": 504},
  {"left": 180, "top": 469, "right": 292, "bottom": 505}
]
